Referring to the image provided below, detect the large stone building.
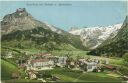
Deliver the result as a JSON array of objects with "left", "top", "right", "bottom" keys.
[
  {"left": 78, "top": 59, "right": 98, "bottom": 72},
  {"left": 27, "top": 59, "right": 54, "bottom": 71}
]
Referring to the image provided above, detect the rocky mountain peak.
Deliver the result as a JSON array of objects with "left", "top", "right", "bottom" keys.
[
  {"left": 2, "top": 8, "right": 32, "bottom": 22},
  {"left": 15, "top": 8, "right": 31, "bottom": 17},
  {"left": 1, "top": 8, "right": 65, "bottom": 35},
  {"left": 1, "top": 8, "right": 55, "bottom": 35},
  {"left": 16, "top": 8, "right": 26, "bottom": 13},
  {"left": 1, "top": 8, "right": 34, "bottom": 33}
]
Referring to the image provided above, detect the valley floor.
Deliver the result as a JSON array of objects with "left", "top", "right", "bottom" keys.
[
  {"left": 2, "top": 67, "right": 124, "bottom": 83},
  {"left": 1, "top": 48, "right": 127, "bottom": 82}
]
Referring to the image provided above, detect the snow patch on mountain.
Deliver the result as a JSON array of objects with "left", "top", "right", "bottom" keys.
[{"left": 69, "top": 24, "right": 122, "bottom": 49}]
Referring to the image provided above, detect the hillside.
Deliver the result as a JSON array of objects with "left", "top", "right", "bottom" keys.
[
  {"left": 1, "top": 8, "right": 86, "bottom": 51},
  {"left": 1, "top": 59, "right": 21, "bottom": 80},
  {"left": 1, "top": 27, "right": 86, "bottom": 51},
  {"left": 89, "top": 16, "right": 128, "bottom": 57}
]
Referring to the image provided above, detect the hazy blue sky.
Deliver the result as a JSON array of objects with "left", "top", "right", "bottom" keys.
[{"left": 0, "top": 1, "right": 127, "bottom": 31}]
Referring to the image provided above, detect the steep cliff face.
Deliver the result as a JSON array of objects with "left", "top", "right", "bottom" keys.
[
  {"left": 89, "top": 16, "right": 128, "bottom": 57},
  {"left": 69, "top": 24, "right": 122, "bottom": 49}
]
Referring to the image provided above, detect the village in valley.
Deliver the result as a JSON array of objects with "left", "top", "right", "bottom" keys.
[
  {"left": 1, "top": 2, "right": 128, "bottom": 82},
  {"left": 3, "top": 50, "right": 121, "bottom": 82}
]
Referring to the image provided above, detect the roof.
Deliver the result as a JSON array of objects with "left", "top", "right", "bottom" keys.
[
  {"left": 27, "top": 70, "right": 38, "bottom": 74},
  {"left": 34, "top": 53, "right": 51, "bottom": 57},
  {"left": 104, "top": 65, "right": 116, "bottom": 69},
  {"left": 31, "top": 59, "right": 49, "bottom": 63}
]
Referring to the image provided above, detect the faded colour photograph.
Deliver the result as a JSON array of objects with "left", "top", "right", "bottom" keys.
[{"left": 0, "top": 1, "right": 128, "bottom": 83}]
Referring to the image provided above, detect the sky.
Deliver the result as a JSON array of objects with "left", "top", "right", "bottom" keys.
[{"left": 0, "top": 1, "right": 127, "bottom": 31}]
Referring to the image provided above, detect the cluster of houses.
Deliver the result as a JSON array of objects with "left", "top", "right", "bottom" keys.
[
  {"left": 24, "top": 53, "right": 68, "bottom": 79},
  {"left": 4, "top": 51, "right": 111, "bottom": 80},
  {"left": 77, "top": 59, "right": 99, "bottom": 72},
  {"left": 26, "top": 53, "right": 68, "bottom": 71},
  {"left": 3, "top": 51, "right": 110, "bottom": 73},
  {"left": 25, "top": 53, "right": 110, "bottom": 73}
]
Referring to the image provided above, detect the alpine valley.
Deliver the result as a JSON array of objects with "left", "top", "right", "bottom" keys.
[
  {"left": 69, "top": 23, "right": 122, "bottom": 49},
  {"left": 1, "top": 8, "right": 128, "bottom": 83}
]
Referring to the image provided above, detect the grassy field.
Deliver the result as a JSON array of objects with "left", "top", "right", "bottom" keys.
[
  {"left": 39, "top": 68, "right": 123, "bottom": 82},
  {"left": 1, "top": 59, "right": 42, "bottom": 83},
  {"left": 1, "top": 59, "right": 19, "bottom": 80},
  {"left": 1, "top": 59, "right": 26, "bottom": 80},
  {"left": 2, "top": 79, "right": 42, "bottom": 83}
]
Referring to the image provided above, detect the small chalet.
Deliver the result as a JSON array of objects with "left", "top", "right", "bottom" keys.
[{"left": 28, "top": 70, "right": 37, "bottom": 79}]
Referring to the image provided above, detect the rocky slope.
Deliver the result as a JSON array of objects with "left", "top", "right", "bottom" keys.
[{"left": 69, "top": 24, "right": 122, "bottom": 49}]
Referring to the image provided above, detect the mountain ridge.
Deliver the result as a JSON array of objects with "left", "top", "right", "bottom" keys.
[
  {"left": 89, "top": 16, "right": 128, "bottom": 57},
  {"left": 69, "top": 24, "right": 122, "bottom": 49}
]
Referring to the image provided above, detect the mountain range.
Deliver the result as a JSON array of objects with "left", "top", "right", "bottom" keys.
[
  {"left": 1, "top": 8, "right": 128, "bottom": 57},
  {"left": 69, "top": 24, "right": 122, "bottom": 49},
  {"left": 89, "top": 16, "right": 128, "bottom": 57}
]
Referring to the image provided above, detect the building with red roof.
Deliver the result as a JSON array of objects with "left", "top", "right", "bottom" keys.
[{"left": 27, "top": 58, "right": 54, "bottom": 71}]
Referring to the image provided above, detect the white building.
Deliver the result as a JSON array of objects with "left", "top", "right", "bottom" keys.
[
  {"left": 78, "top": 59, "right": 97, "bottom": 72},
  {"left": 86, "top": 62, "right": 97, "bottom": 72},
  {"left": 27, "top": 59, "right": 54, "bottom": 71},
  {"left": 56, "top": 56, "right": 67, "bottom": 67}
]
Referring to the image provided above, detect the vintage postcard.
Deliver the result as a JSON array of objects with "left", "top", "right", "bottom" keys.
[{"left": 0, "top": 1, "right": 128, "bottom": 83}]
